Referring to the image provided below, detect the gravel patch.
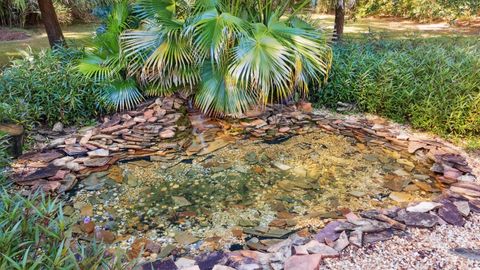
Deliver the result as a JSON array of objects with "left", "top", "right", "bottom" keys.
[{"left": 323, "top": 213, "right": 480, "bottom": 270}]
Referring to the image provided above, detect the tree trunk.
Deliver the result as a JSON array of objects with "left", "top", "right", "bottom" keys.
[
  {"left": 0, "top": 124, "right": 24, "bottom": 158},
  {"left": 38, "top": 0, "right": 65, "bottom": 47},
  {"left": 334, "top": 0, "right": 345, "bottom": 41}
]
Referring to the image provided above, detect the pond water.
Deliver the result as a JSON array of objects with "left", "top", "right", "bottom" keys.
[{"left": 69, "top": 129, "right": 441, "bottom": 252}]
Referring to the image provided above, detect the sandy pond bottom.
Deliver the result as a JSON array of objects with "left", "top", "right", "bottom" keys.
[{"left": 68, "top": 130, "right": 440, "bottom": 254}]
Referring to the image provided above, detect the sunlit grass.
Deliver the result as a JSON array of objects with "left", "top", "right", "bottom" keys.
[{"left": 0, "top": 24, "right": 98, "bottom": 67}]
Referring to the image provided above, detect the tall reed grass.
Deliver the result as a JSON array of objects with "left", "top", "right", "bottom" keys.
[{"left": 317, "top": 36, "right": 480, "bottom": 136}]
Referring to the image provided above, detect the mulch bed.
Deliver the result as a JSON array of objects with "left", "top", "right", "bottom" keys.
[{"left": 0, "top": 28, "right": 31, "bottom": 41}]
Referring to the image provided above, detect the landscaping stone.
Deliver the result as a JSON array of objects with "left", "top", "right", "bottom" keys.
[
  {"left": 437, "top": 201, "right": 465, "bottom": 226},
  {"left": 406, "top": 202, "right": 442, "bottom": 213},
  {"left": 303, "top": 240, "right": 339, "bottom": 257},
  {"left": 363, "top": 229, "right": 394, "bottom": 245},
  {"left": 315, "top": 221, "right": 343, "bottom": 243},
  {"left": 284, "top": 254, "right": 322, "bottom": 270},
  {"left": 395, "top": 210, "right": 438, "bottom": 228}
]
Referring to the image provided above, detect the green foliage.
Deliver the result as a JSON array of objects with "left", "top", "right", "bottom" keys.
[
  {"left": 317, "top": 36, "right": 480, "bottom": 136},
  {"left": 0, "top": 0, "right": 117, "bottom": 27},
  {"left": 81, "top": 0, "right": 332, "bottom": 115},
  {"left": 0, "top": 132, "right": 9, "bottom": 168},
  {"left": 0, "top": 187, "right": 136, "bottom": 269},
  {"left": 53, "top": 2, "right": 74, "bottom": 25},
  {"left": 357, "top": 0, "right": 480, "bottom": 21},
  {"left": 0, "top": 47, "right": 104, "bottom": 129},
  {"left": 78, "top": 0, "right": 144, "bottom": 111}
]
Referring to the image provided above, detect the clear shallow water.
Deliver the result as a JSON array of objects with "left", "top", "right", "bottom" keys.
[{"left": 70, "top": 130, "right": 440, "bottom": 249}]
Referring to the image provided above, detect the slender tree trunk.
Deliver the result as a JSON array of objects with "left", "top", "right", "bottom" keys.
[
  {"left": 334, "top": 0, "right": 345, "bottom": 41},
  {"left": 38, "top": 0, "right": 65, "bottom": 47}
]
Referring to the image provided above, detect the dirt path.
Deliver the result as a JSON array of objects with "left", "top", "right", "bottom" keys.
[{"left": 314, "top": 14, "right": 480, "bottom": 37}]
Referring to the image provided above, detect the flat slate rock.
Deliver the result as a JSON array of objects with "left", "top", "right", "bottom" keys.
[
  {"left": 18, "top": 164, "right": 60, "bottom": 182},
  {"left": 142, "top": 258, "right": 178, "bottom": 270},
  {"left": 63, "top": 146, "right": 88, "bottom": 156},
  {"left": 284, "top": 254, "right": 322, "bottom": 270},
  {"left": 395, "top": 210, "right": 438, "bottom": 228},
  {"left": 20, "top": 150, "right": 63, "bottom": 163},
  {"left": 406, "top": 202, "right": 442, "bottom": 213},
  {"left": 83, "top": 157, "right": 111, "bottom": 167},
  {"left": 450, "top": 248, "right": 480, "bottom": 261},
  {"left": 363, "top": 229, "right": 394, "bottom": 245},
  {"left": 195, "top": 252, "right": 227, "bottom": 270},
  {"left": 438, "top": 200, "right": 465, "bottom": 226},
  {"left": 315, "top": 221, "right": 343, "bottom": 243}
]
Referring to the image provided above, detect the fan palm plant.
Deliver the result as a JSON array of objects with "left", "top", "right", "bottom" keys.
[
  {"left": 80, "top": 0, "right": 332, "bottom": 115},
  {"left": 77, "top": 0, "right": 144, "bottom": 111}
]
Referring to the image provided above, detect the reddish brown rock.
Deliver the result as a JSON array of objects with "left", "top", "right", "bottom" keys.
[
  {"left": 284, "top": 254, "right": 322, "bottom": 270},
  {"left": 48, "top": 170, "right": 69, "bottom": 181},
  {"left": 160, "top": 130, "right": 175, "bottom": 139},
  {"left": 95, "top": 230, "right": 116, "bottom": 244}
]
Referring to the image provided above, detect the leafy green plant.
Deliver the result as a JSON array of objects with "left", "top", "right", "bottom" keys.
[
  {"left": 357, "top": 0, "right": 480, "bottom": 21},
  {"left": 79, "top": 0, "right": 332, "bottom": 115},
  {"left": 53, "top": 2, "right": 74, "bottom": 25},
  {"left": 317, "top": 36, "right": 480, "bottom": 136},
  {"left": 0, "top": 131, "right": 9, "bottom": 169},
  {"left": 0, "top": 47, "right": 104, "bottom": 129},
  {"left": 78, "top": 0, "right": 144, "bottom": 111},
  {"left": 0, "top": 186, "right": 138, "bottom": 269}
]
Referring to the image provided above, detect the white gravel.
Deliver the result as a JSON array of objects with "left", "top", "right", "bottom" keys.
[{"left": 322, "top": 214, "right": 480, "bottom": 270}]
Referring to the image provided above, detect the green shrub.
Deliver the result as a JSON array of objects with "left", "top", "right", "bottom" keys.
[
  {"left": 0, "top": 132, "right": 9, "bottom": 169},
  {"left": 357, "top": 0, "right": 480, "bottom": 21},
  {"left": 316, "top": 36, "right": 480, "bottom": 136},
  {"left": 0, "top": 47, "right": 105, "bottom": 129},
  {"left": 0, "top": 187, "right": 136, "bottom": 269},
  {"left": 54, "top": 2, "right": 74, "bottom": 25},
  {"left": 79, "top": 0, "right": 332, "bottom": 115}
]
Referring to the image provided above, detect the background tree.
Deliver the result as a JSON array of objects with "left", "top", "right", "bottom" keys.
[
  {"left": 334, "top": 0, "right": 345, "bottom": 40},
  {"left": 38, "top": 0, "right": 65, "bottom": 47}
]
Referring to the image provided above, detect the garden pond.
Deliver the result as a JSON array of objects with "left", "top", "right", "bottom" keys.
[{"left": 66, "top": 129, "right": 441, "bottom": 255}]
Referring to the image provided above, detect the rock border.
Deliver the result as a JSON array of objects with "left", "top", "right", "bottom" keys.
[{"left": 8, "top": 97, "right": 480, "bottom": 270}]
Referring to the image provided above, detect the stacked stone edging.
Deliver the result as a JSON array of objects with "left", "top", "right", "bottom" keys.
[{"left": 8, "top": 97, "right": 480, "bottom": 270}]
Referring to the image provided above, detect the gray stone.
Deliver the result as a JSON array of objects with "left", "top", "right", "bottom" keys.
[
  {"left": 302, "top": 240, "right": 339, "bottom": 257},
  {"left": 315, "top": 221, "right": 343, "bottom": 243},
  {"left": 453, "top": 201, "right": 470, "bottom": 217},
  {"left": 283, "top": 254, "right": 322, "bottom": 270},
  {"left": 349, "top": 230, "right": 362, "bottom": 247},
  {"left": 52, "top": 122, "right": 64, "bottom": 132},
  {"left": 333, "top": 231, "right": 349, "bottom": 251},
  {"left": 450, "top": 248, "right": 480, "bottom": 261},
  {"left": 363, "top": 229, "right": 394, "bottom": 245},
  {"left": 175, "top": 258, "right": 196, "bottom": 268},
  {"left": 272, "top": 162, "right": 291, "bottom": 171},
  {"left": 172, "top": 196, "right": 192, "bottom": 207},
  {"left": 87, "top": 149, "right": 110, "bottom": 157},
  {"left": 395, "top": 209, "right": 438, "bottom": 228},
  {"left": 406, "top": 202, "right": 442, "bottom": 213},
  {"left": 438, "top": 201, "right": 465, "bottom": 226}
]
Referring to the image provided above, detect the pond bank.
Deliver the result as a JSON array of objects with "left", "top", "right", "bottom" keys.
[{"left": 8, "top": 96, "right": 480, "bottom": 269}]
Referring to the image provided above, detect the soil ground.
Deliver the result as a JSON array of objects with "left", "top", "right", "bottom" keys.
[
  {"left": 0, "top": 24, "right": 97, "bottom": 67},
  {"left": 1, "top": 16, "right": 479, "bottom": 66}
]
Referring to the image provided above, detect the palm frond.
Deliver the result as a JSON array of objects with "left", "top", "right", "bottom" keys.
[
  {"left": 188, "top": 9, "right": 249, "bottom": 63},
  {"left": 134, "top": 0, "right": 177, "bottom": 20},
  {"left": 195, "top": 66, "right": 255, "bottom": 116},
  {"left": 229, "top": 26, "right": 293, "bottom": 104},
  {"left": 99, "top": 79, "right": 144, "bottom": 111}
]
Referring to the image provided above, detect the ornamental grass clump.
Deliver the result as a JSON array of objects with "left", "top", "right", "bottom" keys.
[
  {"left": 317, "top": 36, "right": 480, "bottom": 136},
  {"left": 78, "top": 0, "right": 332, "bottom": 115}
]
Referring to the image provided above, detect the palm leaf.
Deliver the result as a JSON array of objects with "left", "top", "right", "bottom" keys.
[
  {"left": 195, "top": 65, "right": 255, "bottom": 116},
  {"left": 99, "top": 79, "right": 144, "bottom": 111},
  {"left": 229, "top": 26, "right": 293, "bottom": 104}
]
